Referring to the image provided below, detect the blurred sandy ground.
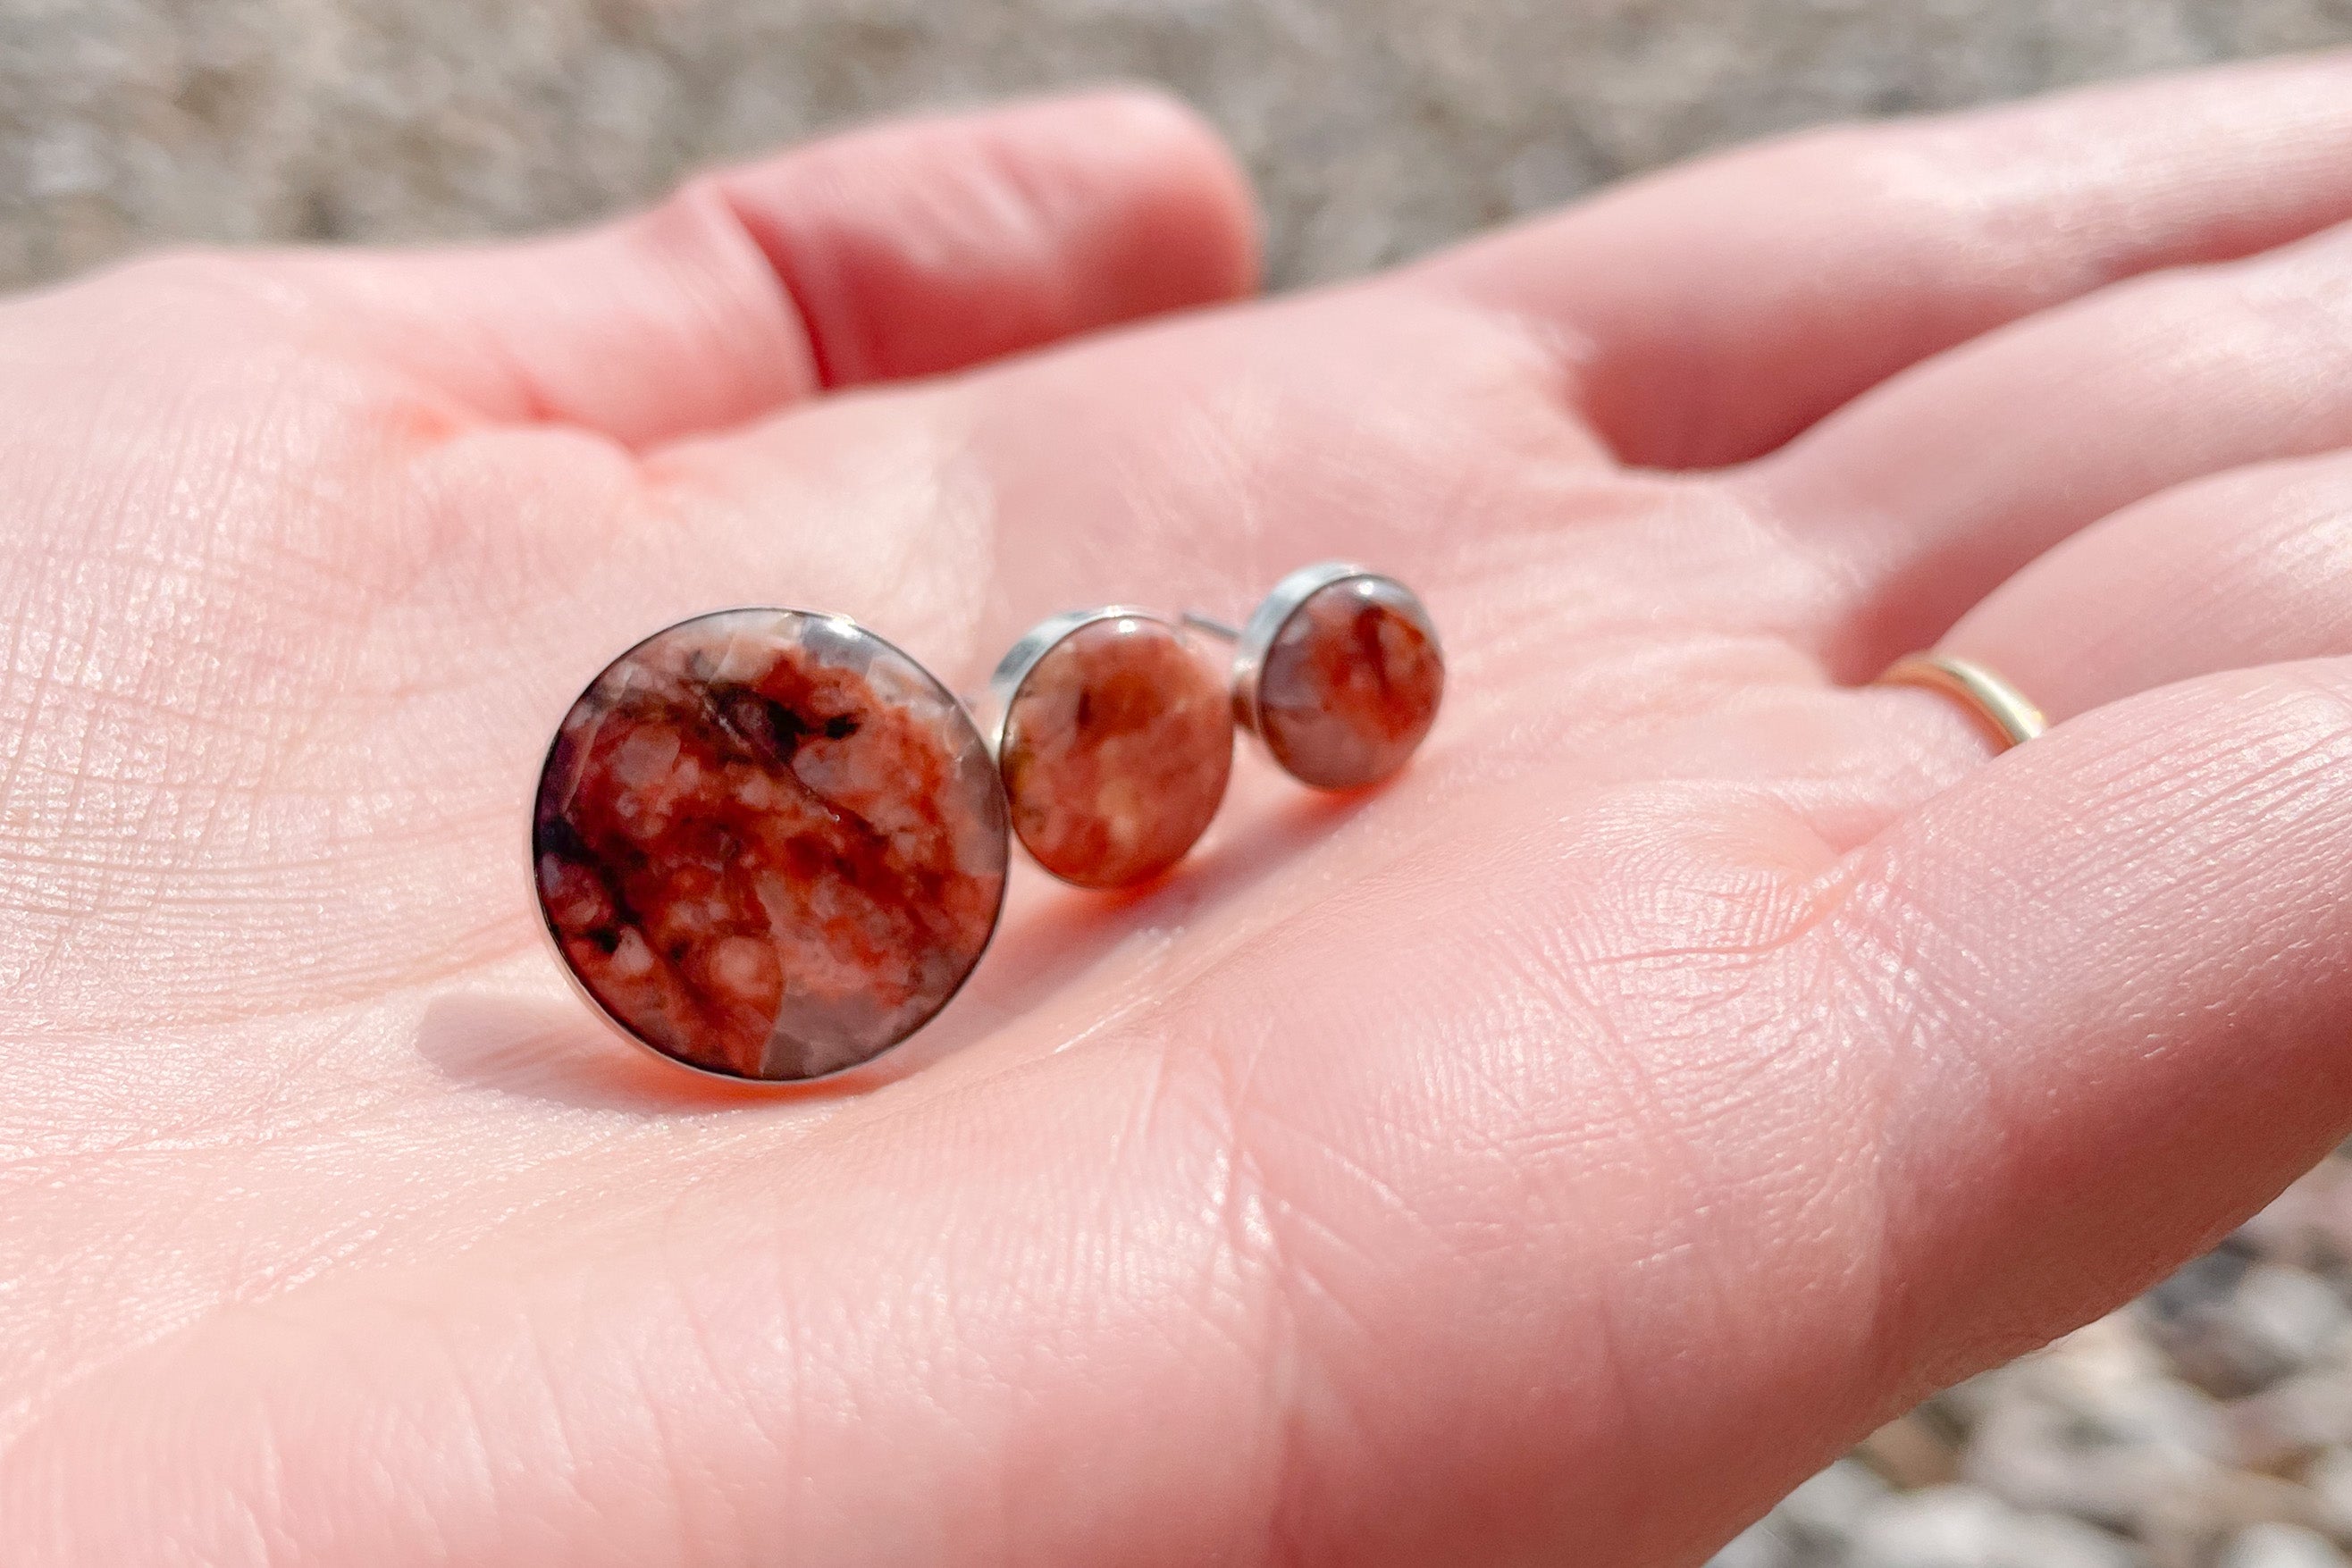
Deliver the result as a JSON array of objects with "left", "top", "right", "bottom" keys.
[{"left": 4, "top": 0, "right": 2351, "bottom": 290}]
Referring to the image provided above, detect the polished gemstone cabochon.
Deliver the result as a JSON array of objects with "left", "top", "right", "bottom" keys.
[
  {"left": 1256, "top": 573, "right": 1444, "bottom": 791},
  {"left": 532, "top": 608, "right": 1008, "bottom": 1082},
  {"left": 998, "top": 615, "right": 1232, "bottom": 888}
]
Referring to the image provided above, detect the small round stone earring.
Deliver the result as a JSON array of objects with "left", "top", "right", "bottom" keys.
[
  {"left": 1188, "top": 562, "right": 1445, "bottom": 791},
  {"left": 530, "top": 608, "right": 1009, "bottom": 1085},
  {"left": 982, "top": 608, "right": 1233, "bottom": 889}
]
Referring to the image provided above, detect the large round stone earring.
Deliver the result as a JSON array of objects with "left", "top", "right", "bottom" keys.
[
  {"left": 1188, "top": 562, "right": 1444, "bottom": 792},
  {"left": 530, "top": 608, "right": 1009, "bottom": 1085},
  {"left": 980, "top": 608, "right": 1234, "bottom": 889}
]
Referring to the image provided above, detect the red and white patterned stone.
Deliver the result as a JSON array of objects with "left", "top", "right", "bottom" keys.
[
  {"left": 1256, "top": 575, "right": 1444, "bottom": 791},
  {"left": 998, "top": 616, "right": 1232, "bottom": 888},
  {"left": 533, "top": 608, "right": 1007, "bottom": 1081}
]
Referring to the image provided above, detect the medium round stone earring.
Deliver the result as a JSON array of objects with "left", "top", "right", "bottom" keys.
[
  {"left": 530, "top": 608, "right": 1009, "bottom": 1084},
  {"left": 1187, "top": 562, "right": 1445, "bottom": 791},
  {"left": 981, "top": 608, "right": 1233, "bottom": 889}
]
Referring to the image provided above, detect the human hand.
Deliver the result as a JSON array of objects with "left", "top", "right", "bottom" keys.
[{"left": 9, "top": 60, "right": 2352, "bottom": 1567}]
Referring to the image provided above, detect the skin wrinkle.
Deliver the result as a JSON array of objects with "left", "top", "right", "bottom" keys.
[
  {"left": 1537, "top": 818, "right": 1869, "bottom": 1460},
  {"left": 402, "top": 1312, "right": 510, "bottom": 1564},
  {"left": 1189, "top": 1024, "right": 1351, "bottom": 1568},
  {"left": 630, "top": 192, "right": 815, "bottom": 432},
  {"left": 331, "top": 434, "right": 619, "bottom": 624},
  {"left": 220, "top": 1396, "right": 286, "bottom": 1568},
  {"left": 2003, "top": 699, "right": 2350, "bottom": 937},
  {"left": 1755, "top": 955, "right": 1901, "bottom": 1339},
  {"left": 1785, "top": 900, "right": 1988, "bottom": 1409},
  {"left": 1451, "top": 298, "right": 1616, "bottom": 464},
  {"left": 658, "top": 1152, "right": 813, "bottom": 1568},
  {"left": 0, "top": 1010, "right": 743, "bottom": 1457},
  {"left": 269, "top": 214, "right": 777, "bottom": 442},
  {"left": 7, "top": 1168, "right": 342, "bottom": 1447},
  {"left": 12, "top": 1049, "right": 352, "bottom": 1158},
  {"left": 615, "top": 1274, "right": 716, "bottom": 1563},
  {"left": 1805, "top": 675, "right": 2352, "bottom": 1394},
  {"left": 1421, "top": 867, "right": 1721, "bottom": 1550},
  {"left": 720, "top": 169, "right": 867, "bottom": 396},
  {"left": 387, "top": 260, "right": 567, "bottom": 434},
  {"left": 1390, "top": 291, "right": 1621, "bottom": 473},
  {"left": 1, "top": 398, "right": 386, "bottom": 1003},
  {"left": 387, "top": 434, "right": 641, "bottom": 633},
  {"left": 1106, "top": 1029, "right": 1285, "bottom": 1391},
  {"left": 1549, "top": 995, "right": 1705, "bottom": 1560},
  {"left": 1054, "top": 1011, "right": 1263, "bottom": 1540},
  {"left": 13, "top": 432, "right": 607, "bottom": 1019}
]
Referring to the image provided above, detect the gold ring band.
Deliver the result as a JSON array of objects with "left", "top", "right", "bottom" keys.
[{"left": 1876, "top": 654, "right": 2046, "bottom": 752}]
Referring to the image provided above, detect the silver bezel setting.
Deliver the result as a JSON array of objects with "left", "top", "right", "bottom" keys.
[
  {"left": 1230, "top": 561, "right": 1377, "bottom": 736},
  {"left": 526, "top": 606, "right": 1012, "bottom": 1088},
  {"left": 978, "top": 605, "right": 1168, "bottom": 760},
  {"left": 980, "top": 605, "right": 1240, "bottom": 889}
]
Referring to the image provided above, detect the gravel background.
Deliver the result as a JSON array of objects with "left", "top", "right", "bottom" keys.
[
  {"left": 7, "top": 2, "right": 2352, "bottom": 1564},
  {"left": 5, "top": 1, "right": 2352, "bottom": 290},
  {"left": 1725, "top": 1153, "right": 2352, "bottom": 1568}
]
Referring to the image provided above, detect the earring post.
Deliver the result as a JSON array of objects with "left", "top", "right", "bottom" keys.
[{"left": 1181, "top": 611, "right": 1241, "bottom": 642}]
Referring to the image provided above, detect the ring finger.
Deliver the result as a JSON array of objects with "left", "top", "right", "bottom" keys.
[{"left": 1930, "top": 450, "right": 2352, "bottom": 728}]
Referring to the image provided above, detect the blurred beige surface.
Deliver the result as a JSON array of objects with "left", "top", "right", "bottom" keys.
[{"left": 4, "top": 0, "right": 2351, "bottom": 290}]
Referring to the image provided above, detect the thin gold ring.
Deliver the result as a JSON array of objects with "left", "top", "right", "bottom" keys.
[{"left": 1876, "top": 653, "right": 2046, "bottom": 752}]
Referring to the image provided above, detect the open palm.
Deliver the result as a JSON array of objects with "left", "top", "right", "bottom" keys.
[{"left": 11, "top": 60, "right": 2352, "bottom": 1567}]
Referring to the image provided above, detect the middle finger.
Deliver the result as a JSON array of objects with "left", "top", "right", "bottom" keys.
[
  {"left": 1738, "top": 219, "right": 2352, "bottom": 677},
  {"left": 1936, "top": 449, "right": 2352, "bottom": 726}
]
